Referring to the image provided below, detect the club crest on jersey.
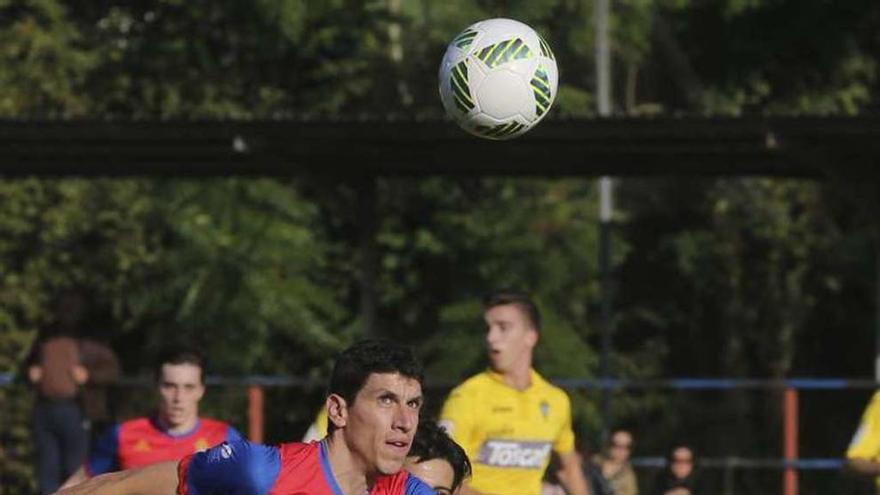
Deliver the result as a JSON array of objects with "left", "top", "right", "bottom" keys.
[
  {"left": 539, "top": 400, "right": 550, "bottom": 419},
  {"left": 207, "top": 442, "right": 235, "bottom": 463},
  {"left": 133, "top": 439, "right": 151, "bottom": 452},
  {"left": 195, "top": 438, "right": 210, "bottom": 452},
  {"left": 477, "top": 440, "right": 552, "bottom": 469}
]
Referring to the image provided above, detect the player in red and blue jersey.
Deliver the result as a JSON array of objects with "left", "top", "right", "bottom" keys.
[
  {"left": 60, "top": 348, "right": 242, "bottom": 489},
  {"left": 55, "top": 340, "right": 435, "bottom": 495}
]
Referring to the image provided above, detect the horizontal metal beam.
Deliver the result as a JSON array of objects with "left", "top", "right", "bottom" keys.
[{"left": 2, "top": 117, "right": 880, "bottom": 178}]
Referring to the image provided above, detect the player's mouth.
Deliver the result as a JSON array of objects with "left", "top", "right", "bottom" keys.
[{"left": 385, "top": 440, "right": 410, "bottom": 456}]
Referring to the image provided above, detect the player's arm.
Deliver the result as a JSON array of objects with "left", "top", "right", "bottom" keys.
[
  {"left": 61, "top": 423, "right": 121, "bottom": 488},
  {"left": 556, "top": 450, "right": 591, "bottom": 495},
  {"left": 53, "top": 461, "right": 178, "bottom": 495},
  {"left": 439, "top": 389, "right": 486, "bottom": 494},
  {"left": 59, "top": 467, "right": 88, "bottom": 490},
  {"left": 845, "top": 457, "right": 880, "bottom": 476},
  {"left": 552, "top": 393, "right": 591, "bottom": 495},
  {"left": 845, "top": 393, "right": 880, "bottom": 477}
]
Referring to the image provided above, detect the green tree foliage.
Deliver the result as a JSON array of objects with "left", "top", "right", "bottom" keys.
[{"left": 2, "top": 1, "right": 880, "bottom": 493}]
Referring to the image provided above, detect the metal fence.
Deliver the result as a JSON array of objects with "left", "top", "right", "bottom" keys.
[{"left": 2, "top": 373, "right": 875, "bottom": 495}]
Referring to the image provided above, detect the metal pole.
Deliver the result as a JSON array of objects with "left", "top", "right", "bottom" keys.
[
  {"left": 875, "top": 242, "right": 880, "bottom": 381},
  {"left": 596, "top": 0, "right": 614, "bottom": 438},
  {"left": 783, "top": 388, "right": 799, "bottom": 495},
  {"left": 248, "top": 385, "right": 265, "bottom": 443},
  {"left": 357, "top": 177, "right": 378, "bottom": 337}
]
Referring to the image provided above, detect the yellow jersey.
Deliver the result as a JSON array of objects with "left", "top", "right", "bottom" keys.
[
  {"left": 439, "top": 369, "right": 576, "bottom": 495},
  {"left": 847, "top": 391, "right": 880, "bottom": 490}
]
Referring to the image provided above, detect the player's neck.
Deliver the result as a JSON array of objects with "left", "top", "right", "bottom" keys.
[
  {"left": 324, "top": 435, "right": 372, "bottom": 495},
  {"left": 157, "top": 413, "right": 199, "bottom": 435},
  {"left": 501, "top": 362, "right": 533, "bottom": 391}
]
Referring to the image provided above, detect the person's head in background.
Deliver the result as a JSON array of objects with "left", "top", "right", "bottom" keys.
[
  {"left": 404, "top": 419, "right": 471, "bottom": 495},
  {"left": 667, "top": 443, "right": 695, "bottom": 481},
  {"left": 153, "top": 347, "right": 206, "bottom": 434},
  {"left": 482, "top": 290, "right": 541, "bottom": 376},
  {"left": 605, "top": 428, "right": 634, "bottom": 463}
]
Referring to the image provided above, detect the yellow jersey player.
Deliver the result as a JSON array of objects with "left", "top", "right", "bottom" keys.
[
  {"left": 440, "top": 290, "right": 590, "bottom": 495},
  {"left": 846, "top": 390, "right": 880, "bottom": 492}
]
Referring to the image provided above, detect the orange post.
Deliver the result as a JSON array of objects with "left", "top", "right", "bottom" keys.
[
  {"left": 248, "top": 385, "right": 265, "bottom": 443},
  {"left": 783, "top": 387, "right": 798, "bottom": 495}
]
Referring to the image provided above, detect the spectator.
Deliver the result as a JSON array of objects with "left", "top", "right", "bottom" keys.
[
  {"left": 590, "top": 428, "right": 638, "bottom": 495},
  {"left": 25, "top": 292, "right": 91, "bottom": 495},
  {"left": 77, "top": 337, "right": 121, "bottom": 437},
  {"left": 651, "top": 444, "right": 700, "bottom": 495}
]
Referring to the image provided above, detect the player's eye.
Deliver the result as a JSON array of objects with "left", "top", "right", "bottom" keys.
[
  {"left": 379, "top": 395, "right": 394, "bottom": 405},
  {"left": 406, "top": 399, "right": 422, "bottom": 410}
]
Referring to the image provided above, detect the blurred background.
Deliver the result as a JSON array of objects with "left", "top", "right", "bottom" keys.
[{"left": 2, "top": 1, "right": 880, "bottom": 494}]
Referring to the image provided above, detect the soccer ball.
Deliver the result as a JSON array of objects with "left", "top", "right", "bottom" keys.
[{"left": 438, "top": 18, "right": 558, "bottom": 140}]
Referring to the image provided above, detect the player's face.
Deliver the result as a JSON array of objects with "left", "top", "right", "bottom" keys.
[
  {"left": 404, "top": 457, "right": 456, "bottom": 495},
  {"left": 157, "top": 363, "right": 204, "bottom": 431},
  {"left": 484, "top": 304, "right": 538, "bottom": 374},
  {"left": 342, "top": 372, "right": 423, "bottom": 476}
]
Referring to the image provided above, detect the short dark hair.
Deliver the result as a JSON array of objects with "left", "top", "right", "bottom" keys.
[
  {"left": 154, "top": 348, "right": 205, "bottom": 383},
  {"left": 409, "top": 419, "right": 472, "bottom": 491},
  {"left": 482, "top": 289, "right": 542, "bottom": 331},
  {"left": 327, "top": 340, "right": 424, "bottom": 432}
]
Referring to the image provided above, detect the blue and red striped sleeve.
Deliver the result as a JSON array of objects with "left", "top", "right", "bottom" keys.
[
  {"left": 177, "top": 440, "right": 280, "bottom": 495},
  {"left": 404, "top": 475, "right": 436, "bottom": 495},
  {"left": 225, "top": 425, "right": 244, "bottom": 443}
]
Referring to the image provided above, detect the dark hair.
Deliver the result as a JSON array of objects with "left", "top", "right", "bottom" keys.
[
  {"left": 154, "top": 348, "right": 205, "bottom": 384},
  {"left": 327, "top": 340, "right": 424, "bottom": 432},
  {"left": 667, "top": 443, "right": 695, "bottom": 464},
  {"left": 482, "top": 289, "right": 542, "bottom": 331},
  {"left": 409, "top": 420, "right": 472, "bottom": 491}
]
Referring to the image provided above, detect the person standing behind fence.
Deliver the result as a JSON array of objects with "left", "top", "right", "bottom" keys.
[
  {"left": 26, "top": 321, "right": 90, "bottom": 495},
  {"left": 78, "top": 337, "right": 121, "bottom": 442},
  {"left": 439, "top": 290, "right": 591, "bottom": 495},
  {"left": 650, "top": 444, "right": 700, "bottom": 495},
  {"left": 845, "top": 390, "right": 880, "bottom": 492},
  {"left": 587, "top": 428, "right": 638, "bottom": 495},
  {"left": 59, "top": 347, "right": 242, "bottom": 489}
]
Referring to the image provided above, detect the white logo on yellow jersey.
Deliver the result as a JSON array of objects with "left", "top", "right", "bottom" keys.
[{"left": 477, "top": 440, "right": 552, "bottom": 469}]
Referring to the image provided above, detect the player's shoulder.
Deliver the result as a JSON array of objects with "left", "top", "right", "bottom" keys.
[
  {"left": 277, "top": 440, "right": 318, "bottom": 463},
  {"left": 198, "top": 417, "right": 233, "bottom": 432},
  {"left": 374, "top": 470, "right": 435, "bottom": 495},
  {"left": 530, "top": 370, "right": 570, "bottom": 401},
  {"left": 117, "top": 416, "right": 153, "bottom": 433},
  {"left": 450, "top": 370, "right": 496, "bottom": 394},
  {"left": 182, "top": 440, "right": 281, "bottom": 494}
]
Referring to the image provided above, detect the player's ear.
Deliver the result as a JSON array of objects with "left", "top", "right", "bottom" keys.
[
  {"left": 194, "top": 381, "right": 206, "bottom": 401},
  {"left": 326, "top": 394, "right": 348, "bottom": 429},
  {"left": 526, "top": 327, "right": 539, "bottom": 347}
]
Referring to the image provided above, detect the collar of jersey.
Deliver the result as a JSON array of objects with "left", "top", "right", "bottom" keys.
[
  {"left": 149, "top": 415, "right": 202, "bottom": 439},
  {"left": 485, "top": 368, "right": 543, "bottom": 391},
  {"left": 318, "top": 439, "right": 346, "bottom": 495}
]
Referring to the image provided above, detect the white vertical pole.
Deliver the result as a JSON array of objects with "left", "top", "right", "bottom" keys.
[{"left": 596, "top": 0, "right": 614, "bottom": 440}]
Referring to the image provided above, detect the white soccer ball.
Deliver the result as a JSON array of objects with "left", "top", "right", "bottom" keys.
[{"left": 438, "top": 18, "right": 558, "bottom": 140}]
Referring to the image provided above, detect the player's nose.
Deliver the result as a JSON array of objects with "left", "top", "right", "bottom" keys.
[
  {"left": 392, "top": 405, "right": 416, "bottom": 433},
  {"left": 486, "top": 325, "right": 500, "bottom": 345}
]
